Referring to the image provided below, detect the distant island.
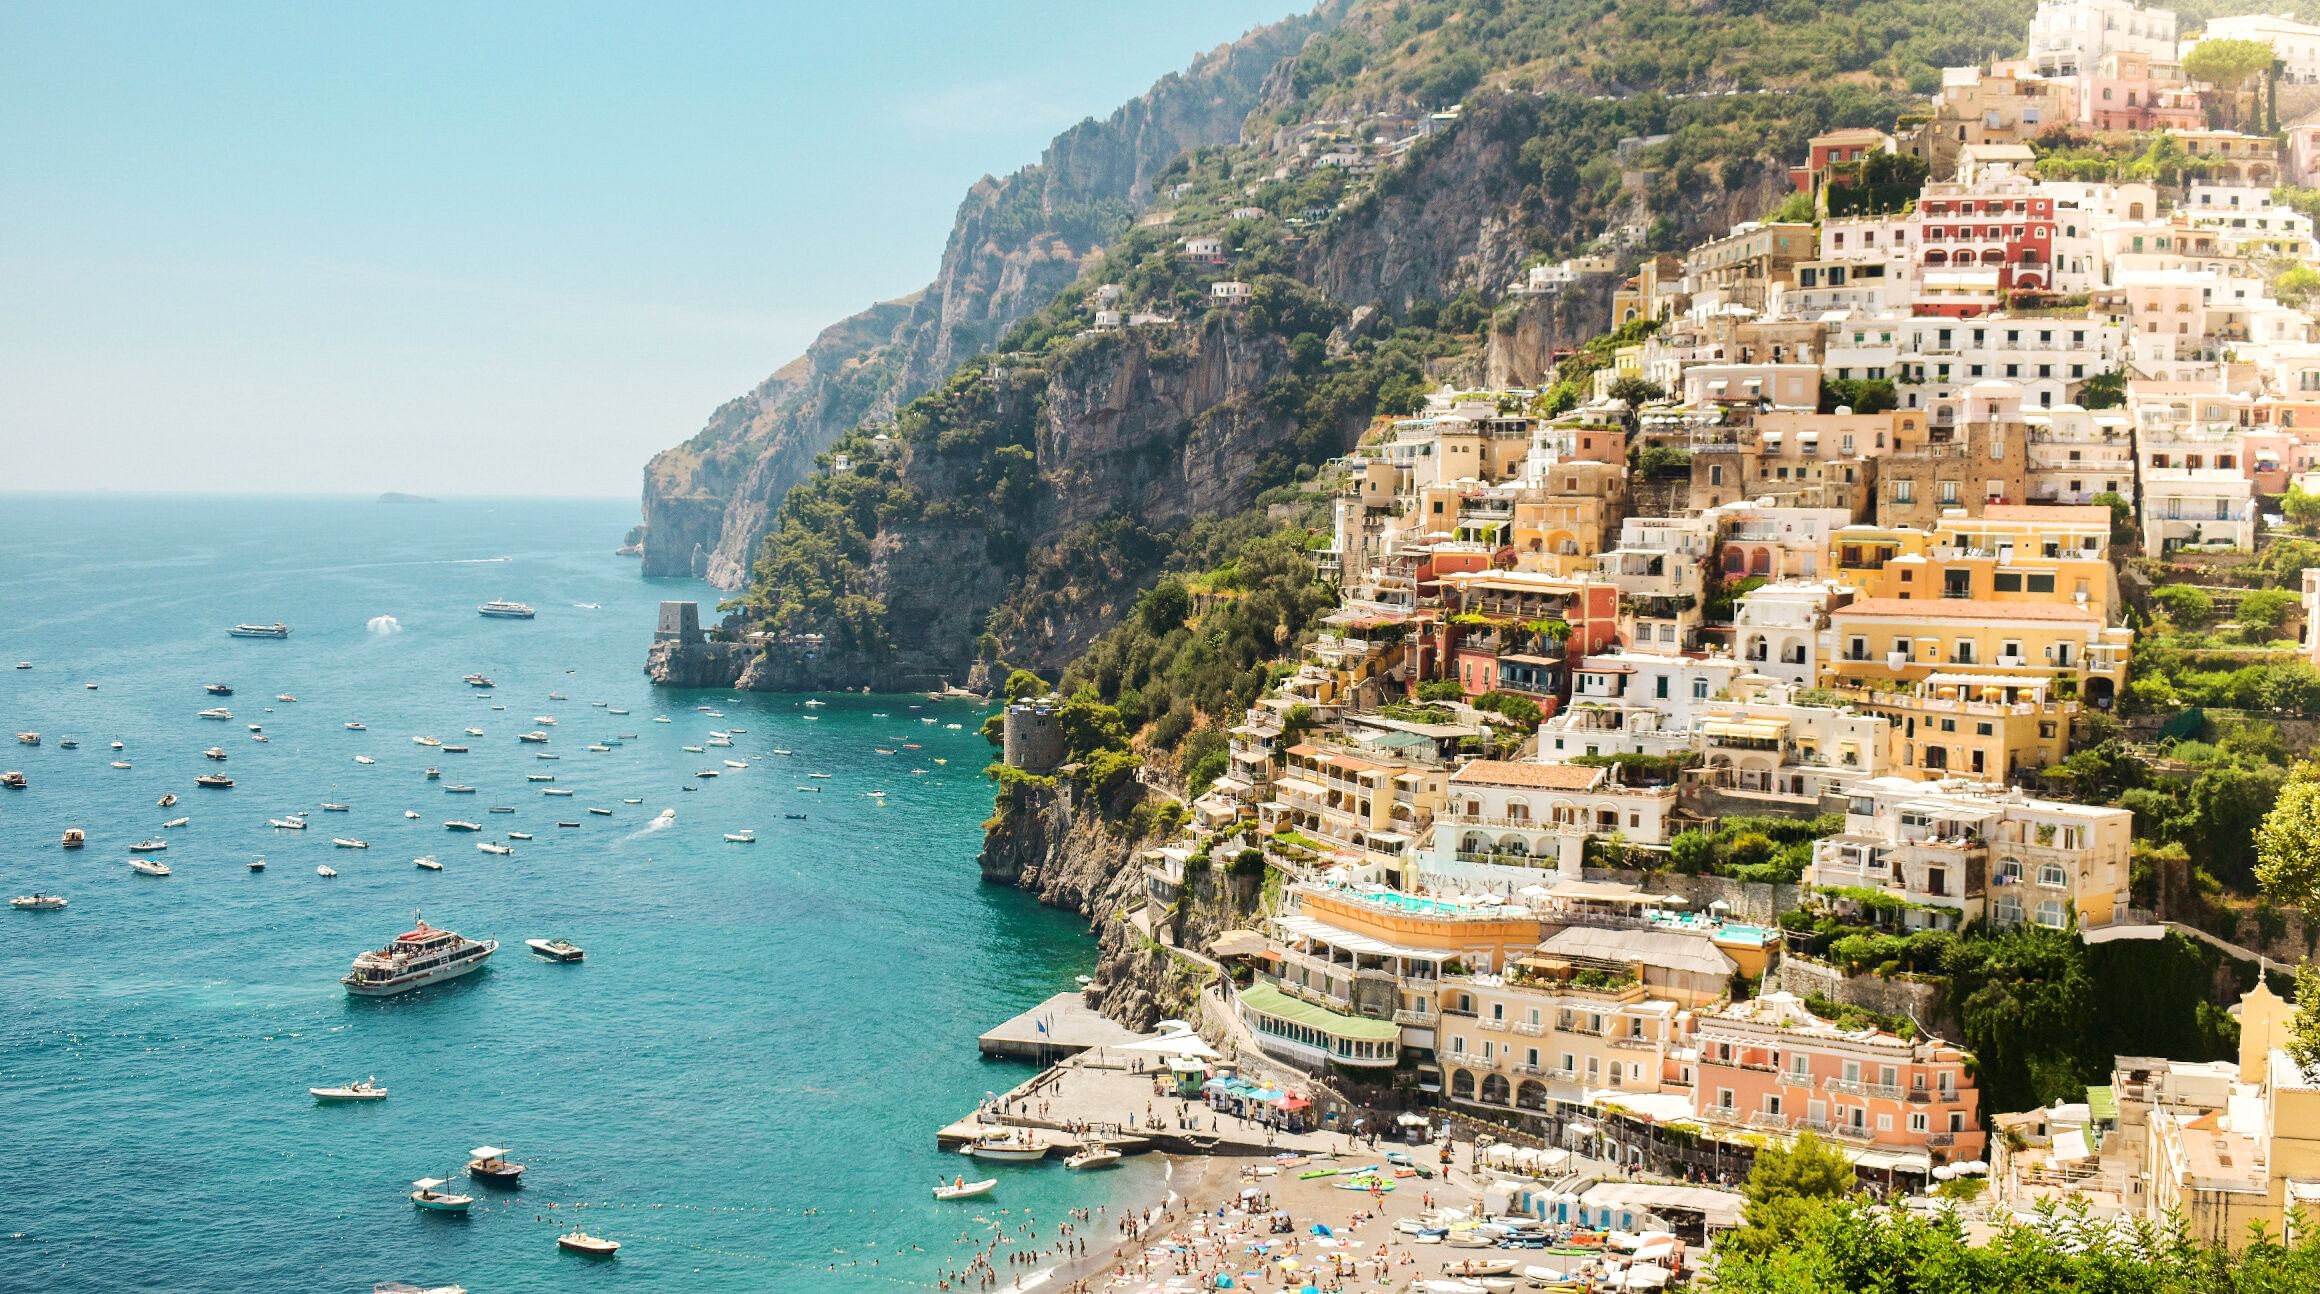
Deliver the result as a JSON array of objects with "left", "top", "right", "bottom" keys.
[{"left": 377, "top": 492, "right": 436, "bottom": 504}]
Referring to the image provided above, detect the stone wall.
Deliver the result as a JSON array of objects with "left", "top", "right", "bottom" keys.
[
  {"left": 1583, "top": 867, "right": 1800, "bottom": 924},
  {"left": 1771, "top": 955, "right": 1955, "bottom": 1038}
]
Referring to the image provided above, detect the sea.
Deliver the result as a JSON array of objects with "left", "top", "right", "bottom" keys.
[{"left": 0, "top": 495, "right": 1164, "bottom": 1294}]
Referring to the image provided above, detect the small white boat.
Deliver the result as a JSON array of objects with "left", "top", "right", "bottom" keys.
[
  {"left": 622, "top": 798, "right": 642, "bottom": 804},
  {"left": 1442, "top": 1259, "right": 1519, "bottom": 1278},
  {"left": 248, "top": 857, "right": 266, "bottom": 871},
  {"left": 416, "top": 856, "right": 442, "bottom": 871},
  {"left": 682, "top": 745, "right": 705, "bottom": 754},
  {"left": 410, "top": 1177, "right": 473, "bottom": 1213},
  {"left": 310, "top": 1077, "right": 387, "bottom": 1101},
  {"left": 355, "top": 755, "right": 376, "bottom": 765},
  {"left": 276, "top": 694, "right": 295, "bottom": 702},
  {"left": 587, "top": 743, "right": 610, "bottom": 752},
  {"left": 608, "top": 707, "right": 628, "bottom": 715},
  {"left": 404, "top": 810, "right": 420, "bottom": 819},
  {"left": 653, "top": 716, "right": 670, "bottom": 723},
  {"left": 556, "top": 1231, "right": 619, "bottom": 1257},
  {"left": 321, "top": 803, "right": 350, "bottom": 812},
  {"left": 507, "top": 832, "right": 532, "bottom": 841},
  {"left": 519, "top": 731, "right": 551, "bottom": 743},
  {"left": 464, "top": 728, "right": 484, "bottom": 737},
  {"left": 933, "top": 1178, "right": 997, "bottom": 1201},
  {"left": 413, "top": 735, "right": 442, "bottom": 747},
  {"left": 197, "top": 708, "right": 232, "bottom": 720},
  {"left": 158, "top": 793, "right": 178, "bottom": 808},
  {"left": 1065, "top": 1143, "right": 1121, "bottom": 1171},
  {"left": 317, "top": 865, "right": 337, "bottom": 877},
  {"left": 962, "top": 1131, "right": 1047, "bottom": 1162},
  {"left": 130, "top": 858, "right": 171, "bottom": 877},
  {"left": 543, "top": 788, "right": 573, "bottom": 797},
  {"left": 129, "top": 839, "right": 168, "bottom": 853},
  {"left": 527, "top": 774, "right": 555, "bottom": 782},
  {"left": 723, "top": 830, "right": 756, "bottom": 843},
  {"left": 10, "top": 894, "right": 67, "bottom": 911},
  {"left": 587, "top": 806, "right": 612, "bottom": 816},
  {"left": 110, "top": 741, "right": 123, "bottom": 750},
  {"left": 110, "top": 760, "right": 130, "bottom": 769},
  {"left": 61, "top": 829, "right": 85, "bottom": 849},
  {"left": 723, "top": 759, "right": 747, "bottom": 769},
  {"left": 445, "top": 820, "right": 481, "bottom": 831},
  {"left": 162, "top": 816, "right": 189, "bottom": 829},
  {"left": 344, "top": 722, "right": 366, "bottom": 731},
  {"left": 807, "top": 772, "right": 831, "bottom": 779},
  {"left": 270, "top": 817, "right": 307, "bottom": 830},
  {"left": 333, "top": 838, "right": 369, "bottom": 849},
  {"left": 477, "top": 842, "right": 512, "bottom": 856},
  {"left": 203, "top": 747, "right": 228, "bottom": 761},
  {"left": 526, "top": 937, "right": 584, "bottom": 962}
]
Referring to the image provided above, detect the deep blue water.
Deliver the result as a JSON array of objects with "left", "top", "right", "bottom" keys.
[{"left": 0, "top": 496, "right": 1155, "bottom": 1293}]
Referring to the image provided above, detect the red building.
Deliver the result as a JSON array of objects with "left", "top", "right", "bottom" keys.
[{"left": 1913, "top": 188, "right": 2055, "bottom": 293}]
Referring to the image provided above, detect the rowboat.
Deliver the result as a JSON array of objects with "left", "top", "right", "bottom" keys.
[
  {"left": 934, "top": 1177, "right": 997, "bottom": 1200},
  {"left": 557, "top": 1231, "right": 619, "bottom": 1257},
  {"left": 410, "top": 1177, "right": 473, "bottom": 1213}
]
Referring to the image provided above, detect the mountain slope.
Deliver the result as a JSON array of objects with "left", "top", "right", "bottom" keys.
[{"left": 638, "top": 9, "right": 1337, "bottom": 586}]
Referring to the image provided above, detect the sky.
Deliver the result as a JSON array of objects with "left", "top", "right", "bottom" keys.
[{"left": 0, "top": 1, "right": 1310, "bottom": 498}]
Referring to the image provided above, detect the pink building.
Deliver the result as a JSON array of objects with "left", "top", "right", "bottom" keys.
[
  {"left": 2085, "top": 51, "right": 2203, "bottom": 133},
  {"left": 1691, "top": 992, "right": 1986, "bottom": 1167}
]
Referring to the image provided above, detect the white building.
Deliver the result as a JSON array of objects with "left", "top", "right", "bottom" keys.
[
  {"left": 1733, "top": 580, "right": 1850, "bottom": 688},
  {"left": 1595, "top": 515, "right": 1716, "bottom": 652},
  {"left": 1539, "top": 652, "right": 1746, "bottom": 761},
  {"left": 2028, "top": 0, "right": 2178, "bottom": 81},
  {"left": 2024, "top": 403, "right": 2135, "bottom": 506}
]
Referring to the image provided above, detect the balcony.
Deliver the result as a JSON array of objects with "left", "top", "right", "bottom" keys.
[
  {"left": 1824, "top": 1078, "right": 1905, "bottom": 1101},
  {"left": 1393, "top": 1008, "right": 1437, "bottom": 1027}
]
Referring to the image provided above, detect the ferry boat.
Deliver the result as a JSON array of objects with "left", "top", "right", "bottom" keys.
[
  {"left": 205, "top": 683, "right": 233, "bottom": 696},
  {"left": 11, "top": 894, "right": 67, "bottom": 911},
  {"left": 228, "top": 623, "right": 290, "bottom": 639},
  {"left": 477, "top": 600, "right": 536, "bottom": 619},
  {"left": 195, "top": 774, "right": 234, "bottom": 788},
  {"left": 60, "top": 829, "right": 84, "bottom": 849},
  {"left": 343, "top": 915, "right": 496, "bottom": 996},
  {"left": 525, "top": 938, "right": 584, "bottom": 963},
  {"left": 198, "top": 707, "right": 233, "bottom": 721},
  {"left": 464, "top": 673, "right": 495, "bottom": 688}
]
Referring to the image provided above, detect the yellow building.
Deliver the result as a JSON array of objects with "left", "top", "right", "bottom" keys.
[
  {"left": 1828, "top": 507, "right": 2118, "bottom": 622},
  {"left": 1823, "top": 597, "right": 2130, "bottom": 708},
  {"left": 1513, "top": 462, "right": 1626, "bottom": 575},
  {"left": 2146, "top": 983, "right": 2320, "bottom": 1248},
  {"left": 1261, "top": 744, "right": 1446, "bottom": 865},
  {"left": 1844, "top": 675, "right": 2072, "bottom": 782}
]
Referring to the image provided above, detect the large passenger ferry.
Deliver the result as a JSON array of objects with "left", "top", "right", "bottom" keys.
[
  {"left": 227, "top": 623, "right": 291, "bottom": 638},
  {"left": 342, "top": 915, "right": 496, "bottom": 996},
  {"left": 476, "top": 600, "right": 535, "bottom": 619}
]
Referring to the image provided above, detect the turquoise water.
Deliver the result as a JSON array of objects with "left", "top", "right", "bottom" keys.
[{"left": 0, "top": 497, "right": 1158, "bottom": 1293}]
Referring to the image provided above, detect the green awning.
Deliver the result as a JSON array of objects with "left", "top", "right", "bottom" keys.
[
  {"left": 2086, "top": 1085, "right": 2117, "bottom": 1123},
  {"left": 1240, "top": 981, "right": 1401, "bottom": 1042}
]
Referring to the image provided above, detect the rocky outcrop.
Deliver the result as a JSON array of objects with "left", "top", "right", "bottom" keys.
[
  {"left": 638, "top": 12, "right": 1335, "bottom": 589},
  {"left": 643, "top": 639, "right": 752, "bottom": 689},
  {"left": 1483, "top": 277, "right": 1623, "bottom": 388}
]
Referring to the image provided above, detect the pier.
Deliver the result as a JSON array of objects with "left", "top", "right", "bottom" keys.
[
  {"left": 941, "top": 1050, "right": 1355, "bottom": 1160},
  {"left": 976, "top": 990, "right": 1142, "bottom": 1059}
]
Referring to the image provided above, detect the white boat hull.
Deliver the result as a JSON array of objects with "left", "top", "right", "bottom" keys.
[
  {"left": 344, "top": 946, "right": 494, "bottom": 997},
  {"left": 965, "top": 1146, "right": 1047, "bottom": 1162}
]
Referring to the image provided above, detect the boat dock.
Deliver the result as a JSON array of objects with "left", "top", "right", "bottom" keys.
[
  {"left": 940, "top": 1051, "right": 1348, "bottom": 1160},
  {"left": 976, "top": 991, "right": 1142, "bottom": 1059}
]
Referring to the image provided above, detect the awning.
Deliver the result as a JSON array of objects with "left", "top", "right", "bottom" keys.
[
  {"left": 1237, "top": 982, "right": 1400, "bottom": 1042},
  {"left": 1276, "top": 913, "right": 1455, "bottom": 962},
  {"left": 1704, "top": 718, "right": 1788, "bottom": 741}
]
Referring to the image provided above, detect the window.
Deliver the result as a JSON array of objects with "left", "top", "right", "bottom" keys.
[
  {"left": 2027, "top": 573, "right": 2055, "bottom": 593},
  {"left": 1994, "top": 572, "right": 2022, "bottom": 592},
  {"left": 2036, "top": 899, "right": 2068, "bottom": 928},
  {"left": 1716, "top": 1087, "right": 1735, "bottom": 1112},
  {"left": 1909, "top": 1111, "right": 1930, "bottom": 1133},
  {"left": 1940, "top": 481, "right": 1960, "bottom": 504},
  {"left": 2038, "top": 862, "right": 2068, "bottom": 888}
]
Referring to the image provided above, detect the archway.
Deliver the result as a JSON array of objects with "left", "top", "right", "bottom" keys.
[{"left": 1481, "top": 1073, "right": 1512, "bottom": 1105}]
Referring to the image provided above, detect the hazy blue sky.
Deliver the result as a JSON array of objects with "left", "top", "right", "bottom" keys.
[{"left": 0, "top": 2, "right": 1307, "bottom": 498}]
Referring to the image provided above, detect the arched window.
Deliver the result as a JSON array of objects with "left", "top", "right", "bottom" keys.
[
  {"left": 1481, "top": 1074, "right": 1512, "bottom": 1105},
  {"left": 1451, "top": 1069, "right": 1476, "bottom": 1100},
  {"left": 1517, "top": 1080, "right": 1548, "bottom": 1111}
]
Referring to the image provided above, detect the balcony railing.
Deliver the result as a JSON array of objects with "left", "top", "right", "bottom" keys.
[{"left": 1824, "top": 1078, "right": 1905, "bottom": 1101}]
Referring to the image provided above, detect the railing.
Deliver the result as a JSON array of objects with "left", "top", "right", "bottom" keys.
[
  {"left": 1824, "top": 1078, "right": 1905, "bottom": 1101},
  {"left": 1479, "top": 1018, "right": 1508, "bottom": 1032},
  {"left": 1512, "top": 1021, "right": 1545, "bottom": 1037},
  {"left": 1392, "top": 1008, "right": 1436, "bottom": 1027}
]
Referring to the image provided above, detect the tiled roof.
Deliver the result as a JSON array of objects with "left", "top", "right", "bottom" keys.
[
  {"left": 1449, "top": 760, "right": 1604, "bottom": 790},
  {"left": 1831, "top": 597, "right": 2097, "bottom": 623}
]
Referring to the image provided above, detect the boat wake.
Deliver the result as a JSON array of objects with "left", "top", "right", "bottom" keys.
[
  {"left": 624, "top": 809, "right": 678, "bottom": 843},
  {"left": 366, "top": 615, "right": 402, "bottom": 635}
]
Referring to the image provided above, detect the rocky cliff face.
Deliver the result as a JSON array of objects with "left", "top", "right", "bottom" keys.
[{"left": 637, "top": 13, "right": 1333, "bottom": 588}]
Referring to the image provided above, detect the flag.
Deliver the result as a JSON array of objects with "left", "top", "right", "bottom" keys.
[{"left": 1036, "top": 1018, "right": 1049, "bottom": 1036}]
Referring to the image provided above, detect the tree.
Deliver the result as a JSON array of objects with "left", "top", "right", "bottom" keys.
[
  {"left": 1138, "top": 577, "right": 1192, "bottom": 634},
  {"left": 2257, "top": 762, "right": 2320, "bottom": 910},
  {"left": 2090, "top": 490, "right": 2135, "bottom": 549},
  {"left": 2277, "top": 265, "right": 2320, "bottom": 309},
  {"left": 2184, "top": 38, "right": 2276, "bottom": 130},
  {"left": 2283, "top": 485, "right": 2320, "bottom": 534},
  {"left": 1606, "top": 375, "right": 1665, "bottom": 407},
  {"left": 1669, "top": 830, "right": 1715, "bottom": 874},
  {"left": 1004, "top": 669, "right": 1050, "bottom": 702},
  {"left": 2151, "top": 584, "right": 2216, "bottom": 630},
  {"left": 2292, "top": 964, "right": 2320, "bottom": 1081},
  {"left": 2079, "top": 368, "right": 2127, "bottom": 410},
  {"left": 2237, "top": 588, "right": 2299, "bottom": 641},
  {"left": 1725, "top": 1132, "right": 1854, "bottom": 1257},
  {"left": 1417, "top": 679, "right": 1467, "bottom": 702}
]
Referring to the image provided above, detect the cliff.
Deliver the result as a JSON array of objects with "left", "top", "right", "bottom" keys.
[{"left": 638, "top": 12, "right": 1334, "bottom": 587}]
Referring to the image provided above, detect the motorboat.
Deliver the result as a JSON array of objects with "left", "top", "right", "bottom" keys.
[
  {"left": 445, "top": 820, "right": 481, "bottom": 831},
  {"left": 205, "top": 683, "right": 233, "bottom": 696},
  {"left": 518, "top": 731, "right": 550, "bottom": 744},
  {"left": 413, "top": 736, "right": 442, "bottom": 747},
  {"left": 477, "top": 842, "right": 512, "bottom": 856},
  {"left": 527, "top": 774, "right": 555, "bottom": 782},
  {"left": 542, "top": 788, "right": 573, "bottom": 797},
  {"left": 195, "top": 774, "right": 234, "bottom": 788},
  {"left": 317, "top": 866, "right": 337, "bottom": 877},
  {"left": 723, "top": 830, "right": 755, "bottom": 843},
  {"left": 276, "top": 694, "right": 296, "bottom": 703},
  {"left": 477, "top": 600, "right": 536, "bottom": 619},
  {"left": 556, "top": 1231, "right": 619, "bottom": 1257},
  {"left": 723, "top": 759, "right": 747, "bottom": 769},
  {"left": 159, "top": 793, "right": 178, "bottom": 807},
  {"left": 445, "top": 785, "right": 477, "bottom": 794},
  {"left": 507, "top": 831, "right": 532, "bottom": 841},
  {"left": 526, "top": 938, "right": 584, "bottom": 962},
  {"left": 410, "top": 1178, "right": 474, "bottom": 1212},
  {"left": 404, "top": 810, "right": 420, "bottom": 819},
  {"left": 682, "top": 745, "right": 705, "bottom": 754},
  {"left": 58, "top": 737, "right": 78, "bottom": 749},
  {"left": 933, "top": 1177, "right": 997, "bottom": 1201},
  {"left": 354, "top": 756, "right": 376, "bottom": 765},
  {"left": 162, "top": 817, "right": 189, "bottom": 829},
  {"left": 587, "top": 806, "right": 612, "bottom": 816},
  {"left": 532, "top": 752, "right": 556, "bottom": 760},
  {"left": 1442, "top": 1259, "right": 1519, "bottom": 1278},
  {"left": 442, "top": 744, "right": 468, "bottom": 753},
  {"left": 130, "top": 858, "right": 171, "bottom": 877},
  {"left": 249, "top": 857, "right": 266, "bottom": 871},
  {"left": 416, "top": 857, "right": 442, "bottom": 871},
  {"left": 962, "top": 1130, "right": 1047, "bottom": 1162},
  {"left": 425, "top": 767, "right": 441, "bottom": 780},
  {"left": 1065, "top": 1142, "right": 1122, "bottom": 1171},
  {"left": 61, "top": 829, "right": 85, "bottom": 849},
  {"left": 622, "top": 798, "right": 642, "bottom": 804},
  {"left": 14, "top": 732, "right": 38, "bottom": 746},
  {"left": 270, "top": 817, "right": 307, "bottom": 830},
  {"left": 129, "top": 839, "right": 168, "bottom": 853},
  {"left": 653, "top": 716, "right": 670, "bottom": 723},
  {"left": 344, "top": 915, "right": 496, "bottom": 995},
  {"left": 332, "top": 838, "right": 368, "bottom": 849},
  {"left": 321, "top": 802, "right": 350, "bottom": 812},
  {"left": 807, "top": 772, "right": 831, "bottom": 779},
  {"left": 487, "top": 806, "right": 515, "bottom": 814},
  {"left": 464, "top": 674, "right": 494, "bottom": 688},
  {"left": 1, "top": 771, "right": 24, "bottom": 789},
  {"left": 311, "top": 1077, "right": 387, "bottom": 1101},
  {"left": 227, "top": 623, "right": 290, "bottom": 639},
  {"left": 587, "top": 744, "right": 611, "bottom": 753},
  {"left": 785, "top": 813, "right": 807, "bottom": 820},
  {"left": 197, "top": 708, "right": 233, "bottom": 721},
  {"left": 466, "top": 1146, "right": 525, "bottom": 1187},
  {"left": 10, "top": 894, "right": 67, "bottom": 911},
  {"left": 344, "top": 722, "right": 366, "bottom": 731},
  {"left": 203, "top": 747, "right": 228, "bottom": 761},
  {"left": 695, "top": 769, "right": 719, "bottom": 779},
  {"left": 558, "top": 821, "right": 580, "bottom": 828}
]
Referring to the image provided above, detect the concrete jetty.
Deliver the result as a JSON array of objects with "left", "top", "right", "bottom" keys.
[
  {"left": 976, "top": 991, "right": 1141, "bottom": 1059},
  {"left": 940, "top": 1051, "right": 1353, "bottom": 1160}
]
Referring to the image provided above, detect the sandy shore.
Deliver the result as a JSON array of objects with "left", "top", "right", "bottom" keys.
[{"left": 1019, "top": 1141, "right": 1481, "bottom": 1294}]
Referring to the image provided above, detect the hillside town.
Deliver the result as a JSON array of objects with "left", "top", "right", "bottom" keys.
[{"left": 992, "top": 0, "right": 2320, "bottom": 1254}]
